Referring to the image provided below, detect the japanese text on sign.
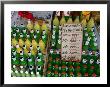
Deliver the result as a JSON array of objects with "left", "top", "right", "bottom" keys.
[{"left": 61, "top": 24, "right": 83, "bottom": 61}]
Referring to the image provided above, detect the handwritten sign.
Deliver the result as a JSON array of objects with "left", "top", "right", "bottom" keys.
[{"left": 61, "top": 24, "right": 83, "bottom": 61}]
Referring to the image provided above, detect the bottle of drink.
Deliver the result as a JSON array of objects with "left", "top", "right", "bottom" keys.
[
  {"left": 69, "top": 72, "right": 74, "bottom": 77},
  {"left": 61, "top": 71, "right": 66, "bottom": 77},
  {"left": 53, "top": 71, "right": 59, "bottom": 77},
  {"left": 42, "top": 34, "right": 47, "bottom": 46},
  {"left": 67, "top": 16, "right": 73, "bottom": 24},
  {"left": 74, "top": 16, "right": 80, "bottom": 24},
  {"left": 22, "top": 28, "right": 27, "bottom": 39},
  {"left": 81, "top": 64, "right": 87, "bottom": 76},
  {"left": 20, "top": 70, "right": 26, "bottom": 77},
  {"left": 60, "top": 15, "right": 66, "bottom": 26},
  {"left": 55, "top": 58, "right": 60, "bottom": 66},
  {"left": 11, "top": 69, "right": 16, "bottom": 77},
  {"left": 46, "top": 70, "right": 52, "bottom": 77},
  {"left": 61, "top": 65, "right": 66, "bottom": 72},
  {"left": 68, "top": 65, "right": 74, "bottom": 72},
  {"left": 11, "top": 55, "right": 19, "bottom": 65},
  {"left": 15, "top": 70, "right": 21, "bottom": 77},
  {"left": 88, "top": 66, "right": 94, "bottom": 76},
  {"left": 27, "top": 19, "right": 33, "bottom": 32},
  {"left": 37, "top": 57, "right": 44, "bottom": 67},
  {"left": 30, "top": 29, "right": 34, "bottom": 39},
  {"left": 39, "top": 39, "right": 46, "bottom": 53},
  {"left": 53, "top": 15, "right": 59, "bottom": 27},
  {"left": 54, "top": 64, "right": 59, "bottom": 71},
  {"left": 30, "top": 71, "right": 36, "bottom": 77},
  {"left": 25, "top": 70, "right": 30, "bottom": 77},
  {"left": 47, "top": 63, "right": 53, "bottom": 71},
  {"left": 27, "top": 57, "right": 35, "bottom": 66},
  {"left": 19, "top": 56, "right": 27, "bottom": 67},
  {"left": 15, "top": 27, "right": 20, "bottom": 41}
]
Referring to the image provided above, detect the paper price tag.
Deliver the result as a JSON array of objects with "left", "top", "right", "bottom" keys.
[{"left": 61, "top": 24, "right": 83, "bottom": 61}]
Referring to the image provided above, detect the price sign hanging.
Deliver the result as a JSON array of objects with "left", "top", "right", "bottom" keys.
[{"left": 61, "top": 24, "right": 83, "bottom": 61}]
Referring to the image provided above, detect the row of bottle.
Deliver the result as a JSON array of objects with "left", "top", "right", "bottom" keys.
[
  {"left": 53, "top": 15, "right": 95, "bottom": 28},
  {"left": 46, "top": 53, "right": 100, "bottom": 77},
  {"left": 11, "top": 65, "right": 43, "bottom": 77},
  {"left": 11, "top": 28, "right": 48, "bottom": 54},
  {"left": 82, "top": 26, "right": 98, "bottom": 51}
]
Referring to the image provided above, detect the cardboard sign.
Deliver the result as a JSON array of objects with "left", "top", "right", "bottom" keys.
[{"left": 61, "top": 24, "right": 83, "bottom": 61}]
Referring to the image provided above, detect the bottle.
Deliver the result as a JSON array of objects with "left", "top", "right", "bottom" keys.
[
  {"left": 18, "top": 38, "right": 24, "bottom": 48},
  {"left": 37, "top": 57, "right": 44, "bottom": 66},
  {"left": 27, "top": 57, "right": 35, "bottom": 66},
  {"left": 22, "top": 28, "right": 27, "bottom": 39},
  {"left": 67, "top": 16, "right": 73, "bottom": 24},
  {"left": 46, "top": 70, "right": 52, "bottom": 77},
  {"left": 27, "top": 19, "right": 33, "bottom": 31},
  {"left": 36, "top": 72, "right": 41, "bottom": 77},
  {"left": 54, "top": 71, "right": 59, "bottom": 77},
  {"left": 41, "top": 21, "right": 49, "bottom": 34},
  {"left": 32, "top": 39, "right": 38, "bottom": 50},
  {"left": 54, "top": 64, "right": 59, "bottom": 71},
  {"left": 30, "top": 29, "right": 34, "bottom": 39},
  {"left": 30, "top": 71, "right": 36, "bottom": 77},
  {"left": 56, "top": 38, "right": 61, "bottom": 49},
  {"left": 11, "top": 55, "right": 19, "bottom": 66},
  {"left": 42, "top": 34, "right": 47, "bottom": 46},
  {"left": 15, "top": 70, "right": 21, "bottom": 77},
  {"left": 34, "top": 21, "right": 41, "bottom": 31},
  {"left": 25, "top": 38, "right": 31, "bottom": 50},
  {"left": 47, "top": 63, "right": 53, "bottom": 71},
  {"left": 69, "top": 72, "right": 74, "bottom": 77},
  {"left": 16, "top": 27, "right": 20, "bottom": 41},
  {"left": 61, "top": 71, "right": 66, "bottom": 77},
  {"left": 19, "top": 56, "right": 27, "bottom": 67},
  {"left": 25, "top": 70, "right": 30, "bottom": 77},
  {"left": 87, "top": 17, "right": 95, "bottom": 32},
  {"left": 20, "top": 70, "right": 26, "bottom": 77},
  {"left": 60, "top": 15, "right": 66, "bottom": 26},
  {"left": 81, "top": 17, "right": 87, "bottom": 28},
  {"left": 55, "top": 58, "right": 60, "bottom": 66},
  {"left": 11, "top": 38, "right": 18, "bottom": 47},
  {"left": 68, "top": 65, "right": 74, "bottom": 72},
  {"left": 74, "top": 16, "right": 80, "bottom": 24},
  {"left": 11, "top": 69, "right": 16, "bottom": 77},
  {"left": 53, "top": 15, "right": 59, "bottom": 27},
  {"left": 39, "top": 39, "right": 46, "bottom": 53},
  {"left": 61, "top": 65, "right": 66, "bottom": 72}
]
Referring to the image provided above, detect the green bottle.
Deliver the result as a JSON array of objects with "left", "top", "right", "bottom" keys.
[
  {"left": 61, "top": 65, "right": 66, "bottom": 72},
  {"left": 68, "top": 65, "right": 74, "bottom": 72},
  {"left": 35, "top": 30, "right": 41, "bottom": 42},
  {"left": 20, "top": 56, "right": 27, "bottom": 66},
  {"left": 30, "top": 29, "right": 34, "bottom": 39},
  {"left": 53, "top": 71, "right": 59, "bottom": 77},
  {"left": 11, "top": 55, "right": 19, "bottom": 65},
  {"left": 25, "top": 70, "right": 30, "bottom": 77},
  {"left": 55, "top": 58, "right": 60, "bottom": 66},
  {"left": 16, "top": 27, "right": 20, "bottom": 40},
  {"left": 22, "top": 28, "right": 27, "bottom": 39},
  {"left": 61, "top": 72, "right": 66, "bottom": 77},
  {"left": 20, "top": 70, "right": 26, "bottom": 77},
  {"left": 54, "top": 64, "right": 59, "bottom": 71},
  {"left": 30, "top": 71, "right": 36, "bottom": 77},
  {"left": 47, "top": 63, "right": 53, "bottom": 71},
  {"left": 11, "top": 69, "right": 16, "bottom": 77},
  {"left": 37, "top": 57, "right": 44, "bottom": 66},
  {"left": 42, "top": 34, "right": 47, "bottom": 45},
  {"left": 15, "top": 70, "right": 21, "bottom": 77},
  {"left": 46, "top": 70, "right": 52, "bottom": 77},
  {"left": 28, "top": 57, "right": 35, "bottom": 66}
]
